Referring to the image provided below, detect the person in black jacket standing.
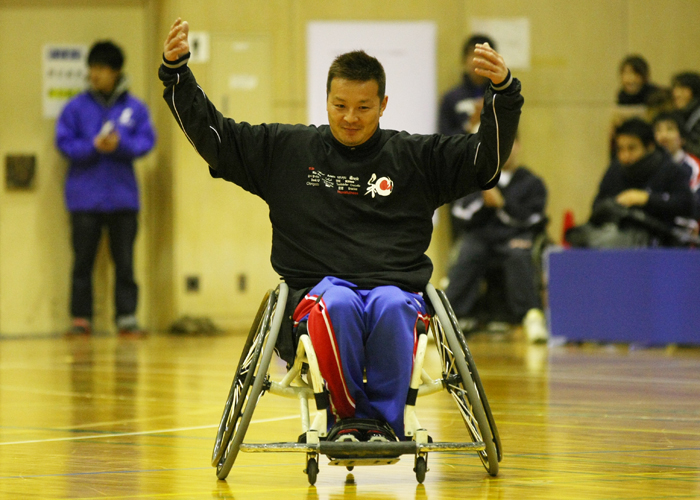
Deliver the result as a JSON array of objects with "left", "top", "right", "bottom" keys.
[
  {"left": 445, "top": 135, "right": 549, "bottom": 342},
  {"left": 160, "top": 18, "right": 522, "bottom": 440}
]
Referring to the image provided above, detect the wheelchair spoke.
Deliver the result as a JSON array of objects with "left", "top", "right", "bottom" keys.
[
  {"left": 241, "top": 332, "right": 263, "bottom": 367},
  {"left": 447, "top": 385, "right": 478, "bottom": 425},
  {"left": 219, "top": 326, "right": 267, "bottom": 450},
  {"left": 448, "top": 388, "right": 489, "bottom": 466},
  {"left": 450, "top": 392, "right": 480, "bottom": 436}
]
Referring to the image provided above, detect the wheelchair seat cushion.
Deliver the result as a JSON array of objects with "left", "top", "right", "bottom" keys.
[{"left": 275, "top": 285, "right": 312, "bottom": 366}]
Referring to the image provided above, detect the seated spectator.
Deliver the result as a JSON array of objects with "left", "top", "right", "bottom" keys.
[
  {"left": 616, "top": 55, "right": 667, "bottom": 107},
  {"left": 652, "top": 111, "right": 700, "bottom": 216},
  {"left": 566, "top": 118, "right": 695, "bottom": 248},
  {"left": 445, "top": 135, "right": 549, "bottom": 343},
  {"left": 671, "top": 71, "right": 700, "bottom": 159},
  {"left": 610, "top": 55, "right": 670, "bottom": 158}
]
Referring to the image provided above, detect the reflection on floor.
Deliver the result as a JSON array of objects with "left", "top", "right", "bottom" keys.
[{"left": 0, "top": 330, "right": 698, "bottom": 500}]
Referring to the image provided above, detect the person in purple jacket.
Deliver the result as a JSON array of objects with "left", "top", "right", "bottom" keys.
[{"left": 56, "top": 40, "right": 156, "bottom": 336}]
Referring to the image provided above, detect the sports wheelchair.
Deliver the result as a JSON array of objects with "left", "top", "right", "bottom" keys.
[{"left": 211, "top": 282, "right": 501, "bottom": 484}]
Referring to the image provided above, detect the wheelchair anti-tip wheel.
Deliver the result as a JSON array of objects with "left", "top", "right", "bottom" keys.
[
  {"left": 305, "top": 456, "right": 319, "bottom": 485},
  {"left": 212, "top": 285, "right": 287, "bottom": 479},
  {"left": 414, "top": 455, "right": 427, "bottom": 484},
  {"left": 426, "top": 285, "right": 500, "bottom": 476}
]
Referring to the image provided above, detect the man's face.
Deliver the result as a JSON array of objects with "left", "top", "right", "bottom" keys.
[
  {"left": 89, "top": 64, "right": 120, "bottom": 94},
  {"left": 620, "top": 64, "right": 644, "bottom": 95},
  {"left": 672, "top": 85, "right": 693, "bottom": 110},
  {"left": 654, "top": 120, "right": 683, "bottom": 156},
  {"left": 616, "top": 134, "right": 653, "bottom": 166},
  {"left": 326, "top": 78, "right": 387, "bottom": 147}
]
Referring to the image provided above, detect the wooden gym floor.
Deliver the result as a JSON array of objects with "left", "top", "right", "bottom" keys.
[{"left": 0, "top": 329, "right": 698, "bottom": 499}]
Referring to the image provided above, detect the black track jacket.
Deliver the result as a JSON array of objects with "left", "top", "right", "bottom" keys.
[{"left": 160, "top": 54, "right": 523, "bottom": 291}]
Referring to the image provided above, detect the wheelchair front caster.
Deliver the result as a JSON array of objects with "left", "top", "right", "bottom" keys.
[
  {"left": 414, "top": 456, "right": 427, "bottom": 484},
  {"left": 305, "top": 457, "right": 319, "bottom": 485}
]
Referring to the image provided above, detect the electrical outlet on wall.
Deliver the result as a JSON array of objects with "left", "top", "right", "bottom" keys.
[
  {"left": 5, "top": 154, "right": 36, "bottom": 190},
  {"left": 186, "top": 275, "right": 200, "bottom": 292}
]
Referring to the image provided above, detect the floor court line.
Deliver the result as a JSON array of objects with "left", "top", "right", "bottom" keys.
[{"left": 0, "top": 414, "right": 299, "bottom": 446}]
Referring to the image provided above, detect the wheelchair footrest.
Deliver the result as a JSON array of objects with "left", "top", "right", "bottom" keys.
[
  {"left": 328, "top": 457, "right": 401, "bottom": 467},
  {"left": 240, "top": 442, "right": 314, "bottom": 453},
  {"left": 320, "top": 441, "right": 415, "bottom": 459},
  {"left": 239, "top": 440, "right": 485, "bottom": 455},
  {"left": 419, "top": 441, "right": 485, "bottom": 452}
]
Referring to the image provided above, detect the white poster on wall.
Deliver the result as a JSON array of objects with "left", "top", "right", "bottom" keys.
[
  {"left": 43, "top": 44, "right": 88, "bottom": 119},
  {"left": 307, "top": 21, "right": 437, "bottom": 134},
  {"left": 470, "top": 18, "right": 530, "bottom": 70}
]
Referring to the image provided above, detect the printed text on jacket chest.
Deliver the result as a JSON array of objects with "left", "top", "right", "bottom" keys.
[{"left": 306, "top": 167, "right": 393, "bottom": 198}]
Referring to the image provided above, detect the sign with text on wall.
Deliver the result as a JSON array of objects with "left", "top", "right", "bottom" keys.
[{"left": 42, "top": 44, "right": 88, "bottom": 119}]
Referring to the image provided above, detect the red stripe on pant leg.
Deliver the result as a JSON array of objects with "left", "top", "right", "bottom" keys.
[
  {"left": 409, "top": 313, "right": 431, "bottom": 387},
  {"left": 292, "top": 294, "right": 320, "bottom": 327},
  {"left": 307, "top": 300, "right": 356, "bottom": 419},
  {"left": 413, "top": 313, "right": 430, "bottom": 360}
]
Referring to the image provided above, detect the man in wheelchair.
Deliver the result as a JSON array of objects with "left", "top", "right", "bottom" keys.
[{"left": 161, "top": 18, "right": 522, "bottom": 446}]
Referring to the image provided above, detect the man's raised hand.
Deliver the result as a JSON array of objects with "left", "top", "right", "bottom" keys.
[
  {"left": 164, "top": 18, "right": 189, "bottom": 62},
  {"left": 472, "top": 43, "right": 509, "bottom": 86}
]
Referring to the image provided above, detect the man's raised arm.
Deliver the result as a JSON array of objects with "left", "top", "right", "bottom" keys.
[
  {"left": 470, "top": 43, "right": 523, "bottom": 189},
  {"left": 158, "top": 18, "right": 226, "bottom": 172}
]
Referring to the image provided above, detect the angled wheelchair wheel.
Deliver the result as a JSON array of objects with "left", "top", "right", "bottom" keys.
[
  {"left": 212, "top": 284, "right": 288, "bottom": 479},
  {"left": 425, "top": 285, "right": 500, "bottom": 476},
  {"left": 435, "top": 288, "right": 502, "bottom": 462}
]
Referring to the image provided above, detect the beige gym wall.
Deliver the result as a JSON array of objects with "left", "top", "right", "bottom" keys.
[
  {"left": 0, "top": 0, "right": 165, "bottom": 335},
  {"left": 1, "top": 0, "right": 698, "bottom": 335}
]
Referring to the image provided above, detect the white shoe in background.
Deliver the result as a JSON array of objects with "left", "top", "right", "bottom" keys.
[
  {"left": 523, "top": 308, "right": 549, "bottom": 344},
  {"left": 458, "top": 317, "right": 479, "bottom": 333}
]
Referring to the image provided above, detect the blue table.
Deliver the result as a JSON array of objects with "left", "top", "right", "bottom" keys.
[{"left": 547, "top": 249, "right": 700, "bottom": 345}]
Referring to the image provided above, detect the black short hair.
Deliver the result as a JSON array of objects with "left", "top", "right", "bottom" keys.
[
  {"left": 87, "top": 41, "right": 124, "bottom": 71},
  {"left": 462, "top": 34, "right": 497, "bottom": 60},
  {"left": 615, "top": 117, "right": 655, "bottom": 147},
  {"left": 672, "top": 71, "right": 700, "bottom": 99},
  {"left": 652, "top": 110, "right": 687, "bottom": 139},
  {"left": 326, "top": 50, "right": 386, "bottom": 100},
  {"left": 619, "top": 55, "right": 650, "bottom": 81}
]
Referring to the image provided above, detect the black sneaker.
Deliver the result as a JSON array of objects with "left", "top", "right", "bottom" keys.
[{"left": 66, "top": 318, "right": 91, "bottom": 337}]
